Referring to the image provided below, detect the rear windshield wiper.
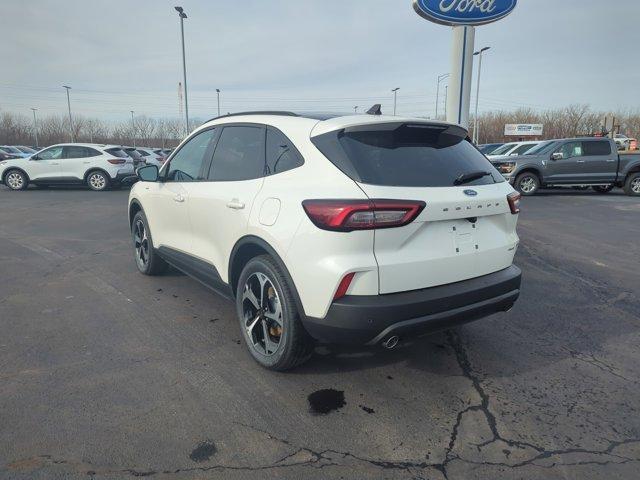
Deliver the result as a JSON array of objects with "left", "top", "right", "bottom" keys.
[{"left": 454, "top": 170, "right": 492, "bottom": 186}]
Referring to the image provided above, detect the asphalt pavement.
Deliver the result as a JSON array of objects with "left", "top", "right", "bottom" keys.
[{"left": 1, "top": 185, "right": 639, "bottom": 480}]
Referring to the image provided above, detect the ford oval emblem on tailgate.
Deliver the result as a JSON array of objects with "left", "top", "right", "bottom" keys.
[{"left": 464, "top": 189, "right": 478, "bottom": 197}]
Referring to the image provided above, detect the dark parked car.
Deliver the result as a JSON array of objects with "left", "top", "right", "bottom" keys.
[{"left": 478, "top": 143, "right": 505, "bottom": 155}]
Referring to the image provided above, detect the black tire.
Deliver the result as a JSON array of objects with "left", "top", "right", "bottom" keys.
[
  {"left": 236, "top": 255, "right": 313, "bottom": 371},
  {"left": 131, "top": 210, "right": 168, "bottom": 275},
  {"left": 4, "top": 169, "right": 28, "bottom": 190},
  {"left": 86, "top": 170, "right": 110, "bottom": 191},
  {"left": 514, "top": 172, "right": 540, "bottom": 196},
  {"left": 592, "top": 185, "right": 614, "bottom": 194},
  {"left": 624, "top": 172, "right": 640, "bottom": 196}
]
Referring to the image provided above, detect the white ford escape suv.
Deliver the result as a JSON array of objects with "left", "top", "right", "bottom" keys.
[
  {"left": 0, "top": 144, "right": 135, "bottom": 191},
  {"left": 128, "top": 111, "right": 522, "bottom": 371}
]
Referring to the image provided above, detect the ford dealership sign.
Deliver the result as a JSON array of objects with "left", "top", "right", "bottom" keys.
[{"left": 413, "top": 0, "right": 517, "bottom": 26}]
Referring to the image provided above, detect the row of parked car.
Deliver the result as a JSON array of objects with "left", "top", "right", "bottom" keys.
[{"left": 0, "top": 144, "right": 173, "bottom": 191}]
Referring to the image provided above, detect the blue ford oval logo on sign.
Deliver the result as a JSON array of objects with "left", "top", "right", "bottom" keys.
[
  {"left": 413, "top": 0, "right": 517, "bottom": 26},
  {"left": 464, "top": 189, "right": 478, "bottom": 197}
]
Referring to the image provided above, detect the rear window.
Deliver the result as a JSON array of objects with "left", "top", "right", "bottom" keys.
[
  {"left": 311, "top": 123, "right": 503, "bottom": 187},
  {"left": 105, "top": 148, "right": 129, "bottom": 158}
]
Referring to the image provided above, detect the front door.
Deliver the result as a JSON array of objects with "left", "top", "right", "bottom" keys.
[
  {"left": 146, "top": 128, "right": 218, "bottom": 254},
  {"left": 546, "top": 141, "right": 584, "bottom": 184},
  {"left": 28, "top": 145, "right": 63, "bottom": 180}
]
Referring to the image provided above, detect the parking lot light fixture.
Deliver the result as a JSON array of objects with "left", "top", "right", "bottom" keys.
[
  {"left": 62, "top": 85, "right": 73, "bottom": 142},
  {"left": 130, "top": 110, "right": 136, "bottom": 148},
  {"left": 31, "top": 108, "right": 38, "bottom": 148},
  {"left": 175, "top": 6, "right": 189, "bottom": 135},
  {"left": 473, "top": 46, "right": 491, "bottom": 144},
  {"left": 392, "top": 88, "right": 400, "bottom": 116},
  {"left": 435, "top": 74, "right": 450, "bottom": 120}
]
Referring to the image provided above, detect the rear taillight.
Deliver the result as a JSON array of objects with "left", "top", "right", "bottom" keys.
[
  {"left": 507, "top": 192, "right": 521, "bottom": 214},
  {"left": 107, "top": 158, "right": 126, "bottom": 165},
  {"left": 333, "top": 272, "right": 356, "bottom": 300},
  {"left": 302, "top": 199, "right": 425, "bottom": 232}
]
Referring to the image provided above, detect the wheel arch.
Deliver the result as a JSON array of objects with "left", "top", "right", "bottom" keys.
[
  {"left": 2, "top": 167, "right": 30, "bottom": 183},
  {"left": 228, "top": 235, "right": 307, "bottom": 317},
  {"left": 515, "top": 167, "right": 543, "bottom": 183},
  {"left": 128, "top": 199, "right": 143, "bottom": 229}
]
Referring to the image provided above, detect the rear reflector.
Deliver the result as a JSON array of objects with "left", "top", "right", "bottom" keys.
[
  {"left": 107, "top": 158, "right": 126, "bottom": 165},
  {"left": 334, "top": 272, "right": 356, "bottom": 300},
  {"left": 302, "top": 199, "right": 425, "bottom": 232},
  {"left": 507, "top": 192, "right": 521, "bottom": 214}
]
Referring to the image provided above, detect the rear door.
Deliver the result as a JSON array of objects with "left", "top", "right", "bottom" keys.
[
  {"left": 312, "top": 123, "right": 519, "bottom": 294},
  {"left": 582, "top": 140, "right": 617, "bottom": 183},
  {"left": 186, "top": 124, "right": 266, "bottom": 282},
  {"left": 61, "top": 146, "right": 100, "bottom": 180}
]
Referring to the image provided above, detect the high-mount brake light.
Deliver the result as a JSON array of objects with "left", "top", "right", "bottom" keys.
[
  {"left": 507, "top": 192, "right": 521, "bottom": 214},
  {"left": 302, "top": 199, "right": 425, "bottom": 232}
]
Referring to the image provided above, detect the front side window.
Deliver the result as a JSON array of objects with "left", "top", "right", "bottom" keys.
[
  {"left": 583, "top": 141, "right": 612, "bottom": 156},
  {"left": 557, "top": 142, "right": 583, "bottom": 159},
  {"left": 166, "top": 128, "right": 217, "bottom": 182},
  {"left": 37, "top": 146, "right": 63, "bottom": 160},
  {"left": 266, "top": 128, "right": 304, "bottom": 175},
  {"left": 207, "top": 126, "right": 265, "bottom": 181}
]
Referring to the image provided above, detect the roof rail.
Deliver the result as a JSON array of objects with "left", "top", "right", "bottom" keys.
[{"left": 205, "top": 111, "right": 299, "bottom": 123}]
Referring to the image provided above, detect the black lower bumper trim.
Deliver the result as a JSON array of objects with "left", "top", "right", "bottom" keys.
[{"left": 301, "top": 265, "right": 521, "bottom": 345}]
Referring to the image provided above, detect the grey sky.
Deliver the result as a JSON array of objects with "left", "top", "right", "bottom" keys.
[{"left": 2, "top": 0, "right": 639, "bottom": 122}]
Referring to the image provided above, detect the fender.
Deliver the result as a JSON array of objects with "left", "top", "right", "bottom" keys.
[{"left": 228, "top": 235, "right": 308, "bottom": 318}]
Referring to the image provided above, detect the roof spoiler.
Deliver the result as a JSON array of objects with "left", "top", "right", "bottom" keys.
[{"left": 366, "top": 104, "right": 382, "bottom": 115}]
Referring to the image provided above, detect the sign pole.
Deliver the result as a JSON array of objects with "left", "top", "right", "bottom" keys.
[{"left": 446, "top": 25, "right": 475, "bottom": 128}]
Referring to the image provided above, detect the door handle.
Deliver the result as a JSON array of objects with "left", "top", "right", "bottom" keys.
[
  {"left": 606, "top": 159, "right": 616, "bottom": 162},
  {"left": 576, "top": 160, "right": 585, "bottom": 163},
  {"left": 173, "top": 194, "right": 185, "bottom": 203},
  {"left": 226, "top": 200, "right": 245, "bottom": 210}
]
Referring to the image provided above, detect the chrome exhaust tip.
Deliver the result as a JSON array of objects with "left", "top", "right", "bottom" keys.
[{"left": 382, "top": 335, "right": 400, "bottom": 350}]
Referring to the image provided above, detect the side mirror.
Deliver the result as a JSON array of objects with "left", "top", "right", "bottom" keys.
[
  {"left": 137, "top": 164, "right": 159, "bottom": 182},
  {"left": 551, "top": 152, "right": 564, "bottom": 161}
]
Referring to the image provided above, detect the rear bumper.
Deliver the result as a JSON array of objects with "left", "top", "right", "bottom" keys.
[
  {"left": 114, "top": 171, "right": 137, "bottom": 184},
  {"left": 301, "top": 265, "right": 521, "bottom": 345}
]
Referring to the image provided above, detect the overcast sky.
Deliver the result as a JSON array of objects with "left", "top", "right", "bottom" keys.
[{"left": 2, "top": 0, "right": 639, "bottom": 122}]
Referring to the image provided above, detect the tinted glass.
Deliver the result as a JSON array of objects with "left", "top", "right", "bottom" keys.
[
  {"left": 17, "top": 146, "right": 36, "bottom": 153},
  {"left": 38, "top": 146, "right": 63, "bottom": 160},
  {"left": 167, "top": 128, "right": 216, "bottom": 182},
  {"left": 557, "top": 142, "right": 583, "bottom": 158},
  {"left": 512, "top": 143, "right": 538, "bottom": 155},
  {"left": 208, "top": 126, "right": 264, "bottom": 181},
  {"left": 524, "top": 141, "right": 557, "bottom": 155},
  {"left": 490, "top": 143, "right": 518, "bottom": 155},
  {"left": 478, "top": 143, "right": 502, "bottom": 154},
  {"left": 266, "top": 128, "right": 303, "bottom": 175},
  {"left": 312, "top": 124, "right": 503, "bottom": 187},
  {"left": 105, "top": 148, "right": 128, "bottom": 158},
  {"left": 583, "top": 141, "right": 611, "bottom": 156},
  {"left": 64, "top": 146, "right": 91, "bottom": 158},
  {"left": 137, "top": 149, "right": 150, "bottom": 157},
  {"left": 2, "top": 146, "right": 22, "bottom": 154}
]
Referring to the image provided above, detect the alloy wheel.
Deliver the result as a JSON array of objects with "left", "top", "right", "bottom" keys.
[
  {"left": 133, "top": 219, "right": 149, "bottom": 269},
  {"left": 632, "top": 178, "right": 640, "bottom": 194},
  {"left": 519, "top": 177, "right": 537, "bottom": 194},
  {"left": 6, "top": 172, "right": 24, "bottom": 190},
  {"left": 241, "top": 272, "right": 283, "bottom": 356},
  {"left": 89, "top": 172, "right": 107, "bottom": 190}
]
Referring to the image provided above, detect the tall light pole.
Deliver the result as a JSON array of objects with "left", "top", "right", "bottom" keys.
[
  {"left": 216, "top": 89, "right": 221, "bottom": 117},
  {"left": 473, "top": 46, "right": 490, "bottom": 144},
  {"left": 175, "top": 6, "right": 189, "bottom": 134},
  {"left": 444, "top": 85, "right": 449, "bottom": 119},
  {"left": 130, "top": 110, "right": 136, "bottom": 147},
  {"left": 391, "top": 87, "right": 400, "bottom": 116},
  {"left": 435, "top": 73, "right": 450, "bottom": 120},
  {"left": 62, "top": 85, "right": 73, "bottom": 142},
  {"left": 30, "top": 108, "right": 38, "bottom": 148}
]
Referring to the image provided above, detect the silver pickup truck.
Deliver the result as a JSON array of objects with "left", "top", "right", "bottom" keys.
[{"left": 489, "top": 138, "right": 640, "bottom": 196}]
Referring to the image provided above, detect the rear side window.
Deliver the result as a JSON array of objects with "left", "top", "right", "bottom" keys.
[
  {"left": 166, "top": 128, "right": 217, "bottom": 182},
  {"left": 266, "top": 127, "right": 304, "bottom": 175},
  {"left": 312, "top": 123, "right": 503, "bottom": 187},
  {"left": 63, "top": 146, "right": 101, "bottom": 158},
  {"left": 583, "top": 141, "right": 612, "bottom": 156},
  {"left": 207, "top": 126, "right": 265, "bottom": 181}
]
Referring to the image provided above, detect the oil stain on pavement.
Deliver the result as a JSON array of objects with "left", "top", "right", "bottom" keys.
[
  {"left": 189, "top": 441, "right": 216, "bottom": 463},
  {"left": 308, "top": 389, "right": 345, "bottom": 415}
]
